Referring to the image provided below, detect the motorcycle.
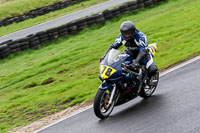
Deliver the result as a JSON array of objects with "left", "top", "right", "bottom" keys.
[{"left": 93, "top": 43, "right": 159, "bottom": 119}]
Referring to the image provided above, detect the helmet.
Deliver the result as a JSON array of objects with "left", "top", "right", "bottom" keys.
[{"left": 120, "top": 21, "right": 136, "bottom": 40}]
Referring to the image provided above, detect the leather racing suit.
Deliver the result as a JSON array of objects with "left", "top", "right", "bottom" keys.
[{"left": 102, "top": 29, "right": 157, "bottom": 75}]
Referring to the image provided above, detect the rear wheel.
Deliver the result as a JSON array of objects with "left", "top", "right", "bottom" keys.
[
  {"left": 140, "top": 71, "right": 159, "bottom": 98},
  {"left": 93, "top": 89, "right": 115, "bottom": 119}
]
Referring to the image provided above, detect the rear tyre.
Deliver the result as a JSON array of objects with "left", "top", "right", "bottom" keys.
[
  {"left": 139, "top": 71, "right": 159, "bottom": 98},
  {"left": 93, "top": 89, "right": 115, "bottom": 119}
]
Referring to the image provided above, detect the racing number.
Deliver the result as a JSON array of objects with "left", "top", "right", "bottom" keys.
[
  {"left": 101, "top": 66, "right": 113, "bottom": 76},
  {"left": 102, "top": 66, "right": 107, "bottom": 74},
  {"left": 105, "top": 68, "right": 112, "bottom": 76},
  {"left": 101, "top": 65, "right": 116, "bottom": 79}
]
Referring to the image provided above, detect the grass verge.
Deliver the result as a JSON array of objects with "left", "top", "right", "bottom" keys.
[
  {"left": 0, "top": 0, "right": 108, "bottom": 19},
  {"left": 0, "top": 0, "right": 64, "bottom": 19},
  {"left": 0, "top": 0, "right": 109, "bottom": 37},
  {"left": 0, "top": 0, "right": 200, "bottom": 132}
]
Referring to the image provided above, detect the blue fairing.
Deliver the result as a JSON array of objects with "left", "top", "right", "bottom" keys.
[
  {"left": 99, "top": 50, "right": 136, "bottom": 91},
  {"left": 99, "top": 82, "right": 113, "bottom": 90},
  {"left": 109, "top": 55, "right": 133, "bottom": 79},
  {"left": 99, "top": 53, "right": 134, "bottom": 80}
]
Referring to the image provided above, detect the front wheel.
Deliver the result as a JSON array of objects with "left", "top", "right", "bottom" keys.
[
  {"left": 140, "top": 71, "right": 159, "bottom": 98},
  {"left": 93, "top": 89, "right": 115, "bottom": 119}
]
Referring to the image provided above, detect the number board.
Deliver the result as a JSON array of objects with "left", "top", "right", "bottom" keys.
[{"left": 100, "top": 65, "right": 117, "bottom": 79}]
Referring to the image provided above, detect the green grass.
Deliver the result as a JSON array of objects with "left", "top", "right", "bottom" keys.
[
  {"left": 0, "top": 0, "right": 109, "bottom": 37},
  {"left": 0, "top": 0, "right": 107, "bottom": 19},
  {"left": 0, "top": 0, "right": 66, "bottom": 19},
  {"left": 0, "top": 0, "right": 200, "bottom": 132}
]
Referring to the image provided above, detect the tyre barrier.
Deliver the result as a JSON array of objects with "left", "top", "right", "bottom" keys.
[
  {"left": 0, "top": 43, "right": 10, "bottom": 58},
  {"left": 119, "top": 3, "right": 130, "bottom": 15},
  {"left": 95, "top": 13, "right": 106, "bottom": 25},
  {"left": 36, "top": 31, "right": 50, "bottom": 43},
  {"left": 111, "top": 7, "right": 121, "bottom": 18},
  {"left": 127, "top": 1, "right": 139, "bottom": 13},
  {"left": 85, "top": 15, "right": 97, "bottom": 26},
  {"left": 76, "top": 18, "right": 88, "bottom": 31},
  {"left": 0, "top": 0, "right": 89, "bottom": 27},
  {"left": 57, "top": 24, "right": 69, "bottom": 37},
  {"left": 144, "top": 0, "right": 154, "bottom": 8},
  {"left": 67, "top": 21, "right": 78, "bottom": 35},
  {"left": 102, "top": 10, "right": 113, "bottom": 20},
  {"left": 0, "top": 0, "right": 167, "bottom": 60},
  {"left": 27, "top": 34, "right": 41, "bottom": 49},
  {"left": 137, "top": 0, "right": 145, "bottom": 9}
]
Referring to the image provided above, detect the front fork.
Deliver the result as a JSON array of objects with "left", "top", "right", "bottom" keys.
[
  {"left": 108, "top": 84, "right": 116, "bottom": 104},
  {"left": 99, "top": 81, "right": 118, "bottom": 105}
]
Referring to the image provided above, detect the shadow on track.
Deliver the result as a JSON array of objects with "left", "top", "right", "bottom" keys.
[{"left": 97, "top": 94, "right": 165, "bottom": 123}]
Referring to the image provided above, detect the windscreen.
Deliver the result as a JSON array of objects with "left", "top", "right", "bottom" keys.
[{"left": 106, "top": 49, "right": 121, "bottom": 65}]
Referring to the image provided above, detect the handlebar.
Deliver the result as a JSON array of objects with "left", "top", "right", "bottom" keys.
[{"left": 121, "top": 63, "right": 142, "bottom": 77}]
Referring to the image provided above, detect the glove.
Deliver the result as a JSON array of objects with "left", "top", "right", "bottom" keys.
[
  {"left": 121, "top": 61, "right": 131, "bottom": 75},
  {"left": 128, "top": 61, "right": 140, "bottom": 71}
]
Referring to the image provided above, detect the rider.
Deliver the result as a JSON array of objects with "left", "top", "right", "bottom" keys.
[{"left": 101, "top": 20, "right": 158, "bottom": 79}]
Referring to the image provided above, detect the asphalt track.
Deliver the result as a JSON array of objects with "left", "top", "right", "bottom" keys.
[
  {"left": 0, "top": 0, "right": 130, "bottom": 44},
  {"left": 36, "top": 56, "right": 200, "bottom": 133},
  {"left": 3, "top": 0, "right": 200, "bottom": 132}
]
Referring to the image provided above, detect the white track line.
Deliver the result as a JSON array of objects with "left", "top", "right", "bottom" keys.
[{"left": 34, "top": 55, "right": 200, "bottom": 133}]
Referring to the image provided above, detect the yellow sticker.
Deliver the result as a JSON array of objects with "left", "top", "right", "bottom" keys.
[{"left": 100, "top": 65, "right": 117, "bottom": 79}]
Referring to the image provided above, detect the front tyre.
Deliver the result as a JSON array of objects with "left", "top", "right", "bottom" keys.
[
  {"left": 93, "top": 89, "right": 115, "bottom": 119},
  {"left": 140, "top": 71, "right": 159, "bottom": 98}
]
